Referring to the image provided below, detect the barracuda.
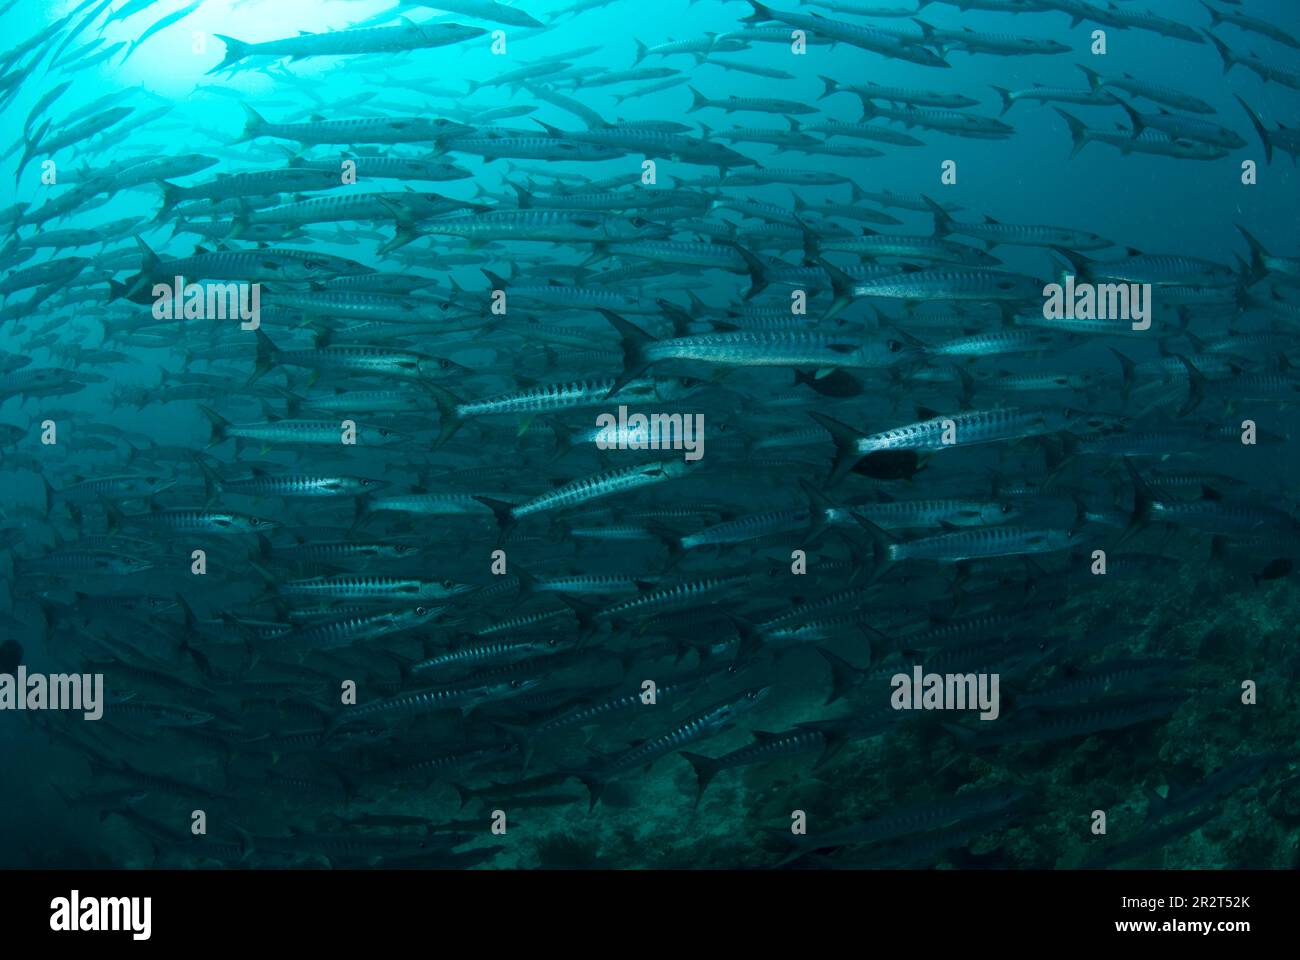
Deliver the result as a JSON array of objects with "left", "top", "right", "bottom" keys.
[
  {"left": 577, "top": 686, "right": 771, "bottom": 808},
  {"left": 1076, "top": 64, "right": 1214, "bottom": 114},
  {"left": 279, "top": 604, "right": 443, "bottom": 650},
  {"left": 199, "top": 406, "right": 407, "bottom": 449},
  {"left": 156, "top": 167, "right": 345, "bottom": 215},
  {"left": 197, "top": 461, "right": 386, "bottom": 501},
  {"left": 929, "top": 328, "right": 1065, "bottom": 357},
  {"left": 410, "top": 636, "right": 577, "bottom": 676},
  {"left": 743, "top": 2, "right": 948, "bottom": 67},
  {"left": 476, "top": 459, "right": 694, "bottom": 537},
  {"left": 682, "top": 727, "right": 826, "bottom": 804},
  {"left": 108, "top": 504, "right": 276, "bottom": 535},
  {"left": 15, "top": 550, "right": 154, "bottom": 577},
  {"left": 849, "top": 263, "right": 1044, "bottom": 302},
  {"left": 211, "top": 21, "right": 487, "bottom": 74},
  {"left": 233, "top": 106, "right": 475, "bottom": 145},
  {"left": 925, "top": 197, "right": 1111, "bottom": 251},
  {"left": 250, "top": 330, "right": 457, "bottom": 383},
  {"left": 275, "top": 575, "right": 473, "bottom": 603},
  {"left": 810, "top": 407, "right": 1077, "bottom": 485},
  {"left": 859, "top": 101, "right": 1014, "bottom": 138},
  {"left": 603, "top": 310, "right": 914, "bottom": 397},
  {"left": 819, "top": 77, "right": 978, "bottom": 108},
  {"left": 330, "top": 675, "right": 541, "bottom": 726}
]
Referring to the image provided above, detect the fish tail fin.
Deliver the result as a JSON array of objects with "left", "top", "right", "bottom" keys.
[
  {"left": 210, "top": 35, "right": 249, "bottom": 75},
  {"left": 1112, "top": 96, "right": 1144, "bottom": 138},
  {"left": 154, "top": 181, "right": 181, "bottom": 219},
  {"left": 1054, "top": 108, "right": 1090, "bottom": 159},
  {"left": 1118, "top": 457, "right": 1156, "bottom": 546},
  {"left": 579, "top": 771, "right": 607, "bottom": 811},
  {"left": 815, "top": 646, "right": 864, "bottom": 705},
  {"left": 101, "top": 498, "right": 125, "bottom": 537},
  {"left": 232, "top": 101, "right": 265, "bottom": 142},
  {"left": 249, "top": 328, "right": 277, "bottom": 384},
  {"left": 193, "top": 455, "right": 222, "bottom": 506},
  {"left": 1077, "top": 63, "right": 1102, "bottom": 91},
  {"left": 197, "top": 404, "right": 230, "bottom": 448},
  {"left": 422, "top": 382, "right": 465, "bottom": 449},
  {"left": 990, "top": 85, "right": 1014, "bottom": 116},
  {"left": 807, "top": 411, "right": 865, "bottom": 488},
  {"left": 679, "top": 752, "right": 720, "bottom": 808},
  {"left": 1049, "top": 245, "right": 1094, "bottom": 284},
  {"left": 1108, "top": 347, "right": 1137, "bottom": 402},
  {"left": 812, "top": 255, "right": 855, "bottom": 324},
  {"left": 554, "top": 592, "right": 600, "bottom": 643},
  {"left": 1203, "top": 29, "right": 1235, "bottom": 72},
  {"left": 598, "top": 309, "right": 656, "bottom": 398},
  {"left": 472, "top": 496, "right": 518, "bottom": 542},
  {"left": 1234, "top": 95, "right": 1273, "bottom": 165},
  {"left": 1172, "top": 353, "right": 1206, "bottom": 418},
  {"left": 845, "top": 511, "right": 896, "bottom": 583},
  {"left": 797, "top": 477, "right": 837, "bottom": 543},
  {"left": 1236, "top": 224, "right": 1270, "bottom": 284},
  {"left": 687, "top": 86, "right": 708, "bottom": 113},
  {"left": 733, "top": 243, "right": 768, "bottom": 300},
  {"left": 921, "top": 194, "right": 952, "bottom": 237}
]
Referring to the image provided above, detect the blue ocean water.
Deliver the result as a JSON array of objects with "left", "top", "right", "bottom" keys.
[{"left": 0, "top": 0, "right": 1297, "bottom": 869}]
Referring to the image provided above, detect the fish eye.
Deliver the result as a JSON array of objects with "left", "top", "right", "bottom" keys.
[
  {"left": 441, "top": 579, "right": 455, "bottom": 589},
  {"left": 438, "top": 358, "right": 452, "bottom": 369},
  {"left": 887, "top": 339, "right": 903, "bottom": 352},
  {"left": 361, "top": 479, "right": 371, "bottom": 486},
  {"left": 415, "top": 606, "right": 427, "bottom": 615},
  {"left": 379, "top": 428, "right": 391, "bottom": 437}
]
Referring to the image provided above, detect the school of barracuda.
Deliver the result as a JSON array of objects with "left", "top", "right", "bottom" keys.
[{"left": 0, "top": 0, "right": 1298, "bottom": 869}]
